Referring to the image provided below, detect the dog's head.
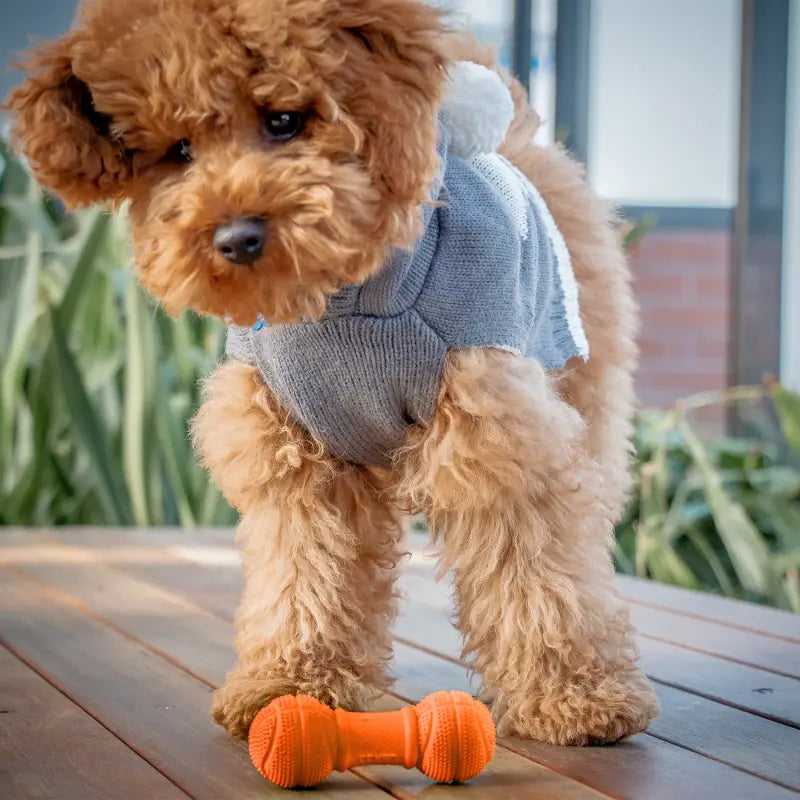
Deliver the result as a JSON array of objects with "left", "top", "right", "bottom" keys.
[{"left": 7, "top": 0, "right": 447, "bottom": 324}]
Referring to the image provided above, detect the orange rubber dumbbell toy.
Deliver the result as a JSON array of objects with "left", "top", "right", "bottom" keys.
[{"left": 249, "top": 690, "right": 495, "bottom": 788}]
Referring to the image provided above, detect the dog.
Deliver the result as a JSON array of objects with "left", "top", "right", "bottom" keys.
[{"left": 8, "top": 0, "right": 659, "bottom": 745}]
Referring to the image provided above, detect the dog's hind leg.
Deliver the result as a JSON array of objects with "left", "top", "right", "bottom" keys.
[
  {"left": 192, "top": 362, "right": 401, "bottom": 739},
  {"left": 397, "top": 348, "right": 658, "bottom": 745},
  {"left": 500, "top": 120, "right": 640, "bottom": 525}
]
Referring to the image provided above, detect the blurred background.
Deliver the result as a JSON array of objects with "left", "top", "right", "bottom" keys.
[{"left": 1, "top": 0, "right": 798, "bottom": 610}]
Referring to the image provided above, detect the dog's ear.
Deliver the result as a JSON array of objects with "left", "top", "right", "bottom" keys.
[
  {"left": 6, "top": 37, "right": 133, "bottom": 208},
  {"left": 332, "top": 0, "right": 448, "bottom": 210}
]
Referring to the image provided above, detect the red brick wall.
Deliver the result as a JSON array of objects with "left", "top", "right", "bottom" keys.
[{"left": 629, "top": 229, "right": 732, "bottom": 409}]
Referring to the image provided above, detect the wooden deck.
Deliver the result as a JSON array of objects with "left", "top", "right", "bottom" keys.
[{"left": 1, "top": 527, "right": 799, "bottom": 800}]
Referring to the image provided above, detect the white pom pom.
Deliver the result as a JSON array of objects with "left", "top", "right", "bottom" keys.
[{"left": 441, "top": 61, "right": 515, "bottom": 159}]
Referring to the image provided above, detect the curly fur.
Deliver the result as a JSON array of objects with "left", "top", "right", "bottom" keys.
[
  {"left": 7, "top": 0, "right": 446, "bottom": 324},
  {"left": 396, "top": 349, "right": 657, "bottom": 743},
  {"left": 193, "top": 361, "right": 402, "bottom": 737},
  {"left": 7, "top": 0, "right": 658, "bottom": 745}
]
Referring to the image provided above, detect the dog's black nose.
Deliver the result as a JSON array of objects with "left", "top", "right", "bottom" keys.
[{"left": 213, "top": 217, "right": 267, "bottom": 266}]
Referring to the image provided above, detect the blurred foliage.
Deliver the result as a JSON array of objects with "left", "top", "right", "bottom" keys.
[
  {"left": 616, "top": 385, "right": 800, "bottom": 612},
  {"left": 2, "top": 143, "right": 799, "bottom": 611},
  {"left": 620, "top": 215, "right": 656, "bottom": 251},
  {"left": 0, "top": 140, "right": 236, "bottom": 527}
]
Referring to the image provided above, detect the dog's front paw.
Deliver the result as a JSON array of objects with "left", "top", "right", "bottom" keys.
[
  {"left": 212, "top": 675, "right": 297, "bottom": 739},
  {"left": 494, "top": 667, "right": 659, "bottom": 746},
  {"left": 212, "top": 669, "right": 377, "bottom": 739}
]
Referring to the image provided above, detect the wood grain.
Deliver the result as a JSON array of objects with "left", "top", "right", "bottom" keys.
[
  {"left": 395, "top": 572, "right": 800, "bottom": 728},
  {"left": 4, "top": 528, "right": 800, "bottom": 798},
  {"left": 617, "top": 575, "right": 800, "bottom": 643},
  {"left": 400, "top": 544, "right": 800, "bottom": 678},
  {"left": 628, "top": 603, "right": 800, "bottom": 679},
  {"left": 0, "top": 645, "right": 188, "bottom": 800},
  {"left": 390, "top": 643, "right": 800, "bottom": 800},
  {"left": 0, "top": 535, "right": 612, "bottom": 799},
  {"left": 649, "top": 683, "right": 800, "bottom": 792},
  {"left": 402, "top": 527, "right": 800, "bottom": 643},
  {"left": 0, "top": 566, "right": 379, "bottom": 800},
  {"left": 22, "top": 528, "right": 800, "bottom": 730},
  {"left": 392, "top": 602, "right": 800, "bottom": 789},
  {"left": 6, "top": 530, "right": 800, "bottom": 796}
]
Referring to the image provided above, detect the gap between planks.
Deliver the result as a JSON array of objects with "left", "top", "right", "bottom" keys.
[
  {"left": 135, "top": 526, "right": 800, "bottom": 645},
  {"left": 8, "top": 526, "right": 800, "bottom": 724},
  {"left": 0, "top": 642, "right": 191, "bottom": 800},
  {"left": 0, "top": 566, "right": 388, "bottom": 800},
  {"left": 0, "top": 557, "right": 611, "bottom": 800},
  {"left": 22, "top": 527, "right": 798, "bottom": 719},
  {"left": 42, "top": 525, "right": 800, "bottom": 645},
  {"left": 2, "top": 531, "right": 799, "bottom": 798}
]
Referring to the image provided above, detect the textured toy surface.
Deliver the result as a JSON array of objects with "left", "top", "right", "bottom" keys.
[{"left": 248, "top": 690, "right": 496, "bottom": 788}]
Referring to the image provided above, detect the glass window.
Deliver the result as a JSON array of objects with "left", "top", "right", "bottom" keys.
[
  {"left": 430, "top": 0, "right": 515, "bottom": 67},
  {"left": 782, "top": 0, "right": 800, "bottom": 391},
  {"left": 587, "top": 0, "right": 742, "bottom": 207},
  {"left": 531, "top": 0, "right": 558, "bottom": 144}
]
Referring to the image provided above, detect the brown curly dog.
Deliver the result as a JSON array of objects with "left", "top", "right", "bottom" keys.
[{"left": 8, "top": 0, "right": 658, "bottom": 745}]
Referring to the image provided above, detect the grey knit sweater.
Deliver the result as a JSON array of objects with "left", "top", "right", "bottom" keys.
[{"left": 226, "top": 130, "right": 589, "bottom": 467}]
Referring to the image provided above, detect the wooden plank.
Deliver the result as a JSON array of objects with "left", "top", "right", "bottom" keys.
[
  {"left": 21, "top": 528, "right": 800, "bottom": 731},
  {"left": 0, "top": 543, "right": 234, "bottom": 688},
  {"left": 0, "top": 536, "right": 614, "bottom": 800},
  {"left": 616, "top": 576, "right": 800, "bottom": 643},
  {"left": 0, "top": 529, "right": 241, "bottom": 623},
  {"left": 118, "top": 558, "right": 240, "bottom": 623},
  {"left": 0, "top": 645, "right": 188, "bottom": 800},
  {"left": 0, "top": 567, "right": 377, "bottom": 800},
  {"left": 396, "top": 572, "right": 800, "bottom": 728},
  {"left": 628, "top": 604, "right": 800, "bottom": 679},
  {"left": 390, "top": 642, "right": 799, "bottom": 800},
  {"left": 0, "top": 540, "right": 237, "bottom": 687},
  {"left": 648, "top": 683, "right": 800, "bottom": 792},
  {"left": 402, "top": 533, "right": 800, "bottom": 672},
  {"left": 393, "top": 600, "right": 800, "bottom": 789},
  {"left": 404, "top": 528, "right": 800, "bottom": 645},
  {"left": 10, "top": 532, "right": 800, "bottom": 796},
  {"left": 60, "top": 526, "right": 237, "bottom": 555},
  {"left": 637, "top": 638, "right": 800, "bottom": 729}
]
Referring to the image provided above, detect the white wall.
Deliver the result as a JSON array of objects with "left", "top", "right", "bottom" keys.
[
  {"left": 587, "top": 0, "right": 741, "bottom": 207},
  {"left": 783, "top": 0, "right": 800, "bottom": 391}
]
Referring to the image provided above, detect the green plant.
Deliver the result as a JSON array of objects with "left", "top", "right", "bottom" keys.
[
  {"left": 0, "top": 140, "right": 237, "bottom": 527},
  {"left": 3, "top": 140, "right": 800, "bottom": 612},
  {"left": 616, "top": 385, "right": 800, "bottom": 612}
]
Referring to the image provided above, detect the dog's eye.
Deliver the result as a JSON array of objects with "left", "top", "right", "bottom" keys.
[
  {"left": 163, "top": 139, "right": 193, "bottom": 164},
  {"left": 262, "top": 111, "right": 305, "bottom": 142}
]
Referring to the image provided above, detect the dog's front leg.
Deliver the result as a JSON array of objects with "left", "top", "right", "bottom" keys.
[
  {"left": 193, "top": 362, "right": 401, "bottom": 739},
  {"left": 398, "top": 349, "right": 659, "bottom": 745}
]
